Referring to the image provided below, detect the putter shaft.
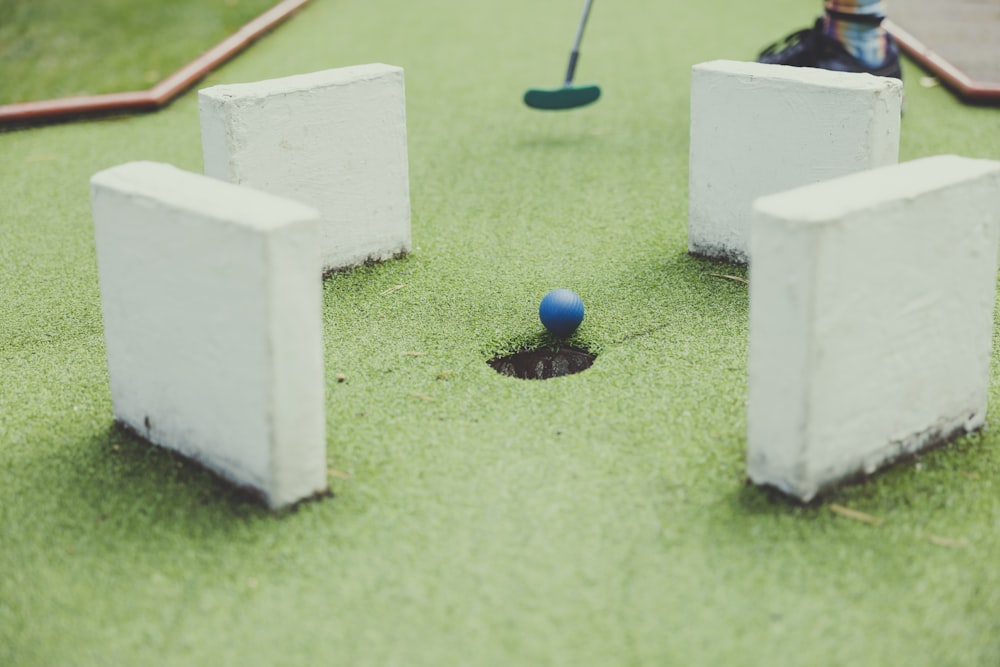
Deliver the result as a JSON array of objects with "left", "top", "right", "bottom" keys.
[{"left": 564, "top": 0, "right": 594, "bottom": 85}]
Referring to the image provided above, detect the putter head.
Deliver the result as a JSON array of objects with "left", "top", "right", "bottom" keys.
[{"left": 524, "top": 84, "right": 601, "bottom": 110}]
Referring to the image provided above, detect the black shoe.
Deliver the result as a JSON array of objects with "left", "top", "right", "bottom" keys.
[{"left": 757, "top": 18, "right": 902, "bottom": 80}]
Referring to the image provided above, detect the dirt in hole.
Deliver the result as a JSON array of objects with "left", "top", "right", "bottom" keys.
[{"left": 488, "top": 346, "right": 595, "bottom": 380}]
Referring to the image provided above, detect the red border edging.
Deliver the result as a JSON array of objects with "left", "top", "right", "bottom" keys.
[
  {"left": 885, "top": 19, "right": 1000, "bottom": 104},
  {"left": 0, "top": 0, "right": 313, "bottom": 125}
]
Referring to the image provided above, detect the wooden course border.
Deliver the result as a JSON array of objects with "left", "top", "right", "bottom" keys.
[
  {"left": 0, "top": 0, "right": 312, "bottom": 126},
  {"left": 885, "top": 19, "right": 1000, "bottom": 104}
]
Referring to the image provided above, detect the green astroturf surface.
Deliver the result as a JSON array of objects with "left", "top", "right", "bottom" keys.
[
  {"left": 0, "top": 0, "right": 281, "bottom": 105},
  {"left": 3, "top": 0, "right": 1000, "bottom": 664}
]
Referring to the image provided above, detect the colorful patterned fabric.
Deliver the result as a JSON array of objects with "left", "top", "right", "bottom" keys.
[{"left": 823, "top": 0, "right": 889, "bottom": 67}]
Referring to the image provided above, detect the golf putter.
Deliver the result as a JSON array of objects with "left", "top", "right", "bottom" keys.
[{"left": 524, "top": 0, "right": 601, "bottom": 110}]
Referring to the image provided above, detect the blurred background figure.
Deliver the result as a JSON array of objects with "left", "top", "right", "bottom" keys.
[{"left": 757, "top": 1, "right": 901, "bottom": 79}]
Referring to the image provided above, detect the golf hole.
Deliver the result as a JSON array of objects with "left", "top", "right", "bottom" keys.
[{"left": 488, "top": 346, "right": 595, "bottom": 380}]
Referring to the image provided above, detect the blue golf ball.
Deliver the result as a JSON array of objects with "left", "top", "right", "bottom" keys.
[{"left": 539, "top": 289, "right": 585, "bottom": 338}]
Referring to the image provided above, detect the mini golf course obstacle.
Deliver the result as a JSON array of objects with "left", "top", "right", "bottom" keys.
[
  {"left": 199, "top": 64, "right": 412, "bottom": 274},
  {"left": 688, "top": 60, "right": 903, "bottom": 265},
  {"left": 90, "top": 161, "right": 328, "bottom": 509},
  {"left": 746, "top": 154, "right": 1000, "bottom": 502},
  {"left": 89, "top": 57, "right": 987, "bottom": 511}
]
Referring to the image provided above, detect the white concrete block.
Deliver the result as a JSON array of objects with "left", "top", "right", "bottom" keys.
[
  {"left": 747, "top": 155, "right": 1000, "bottom": 501},
  {"left": 91, "top": 161, "right": 327, "bottom": 509},
  {"left": 199, "top": 63, "right": 411, "bottom": 273},
  {"left": 689, "top": 60, "right": 902, "bottom": 264}
]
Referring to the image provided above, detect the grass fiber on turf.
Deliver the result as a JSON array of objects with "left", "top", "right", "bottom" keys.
[{"left": 2, "top": 0, "right": 1000, "bottom": 664}]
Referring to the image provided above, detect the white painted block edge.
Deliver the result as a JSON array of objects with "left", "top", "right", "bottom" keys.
[
  {"left": 747, "top": 155, "right": 1000, "bottom": 500},
  {"left": 91, "top": 161, "right": 328, "bottom": 509}
]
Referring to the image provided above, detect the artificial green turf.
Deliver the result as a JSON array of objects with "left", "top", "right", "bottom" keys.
[
  {"left": 0, "top": 0, "right": 281, "bottom": 105},
  {"left": 3, "top": 0, "right": 1000, "bottom": 664}
]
